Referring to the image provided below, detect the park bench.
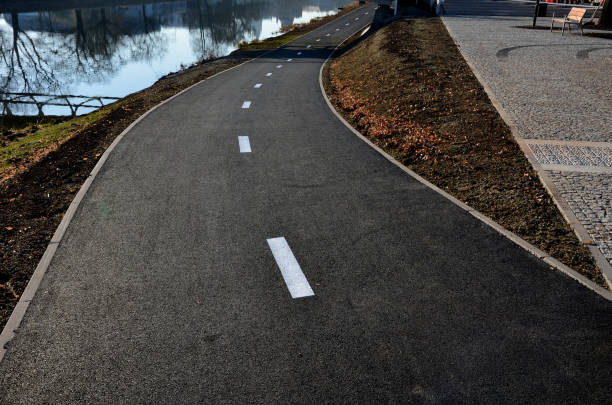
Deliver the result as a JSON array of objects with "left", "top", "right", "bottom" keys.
[{"left": 550, "top": 7, "right": 587, "bottom": 36}]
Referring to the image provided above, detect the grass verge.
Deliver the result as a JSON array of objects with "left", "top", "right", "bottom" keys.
[
  {"left": 323, "top": 15, "right": 607, "bottom": 288},
  {"left": 0, "top": 1, "right": 362, "bottom": 330}
]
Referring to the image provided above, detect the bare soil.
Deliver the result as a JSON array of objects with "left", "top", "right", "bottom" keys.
[
  {"left": 0, "top": 2, "right": 362, "bottom": 330},
  {"left": 323, "top": 16, "right": 606, "bottom": 287}
]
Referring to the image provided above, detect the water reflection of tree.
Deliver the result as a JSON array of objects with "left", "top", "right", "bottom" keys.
[
  {"left": 0, "top": 12, "right": 60, "bottom": 94},
  {"left": 72, "top": 7, "right": 167, "bottom": 74},
  {"left": 0, "top": 6, "right": 168, "bottom": 100},
  {"left": 187, "top": 0, "right": 265, "bottom": 59}
]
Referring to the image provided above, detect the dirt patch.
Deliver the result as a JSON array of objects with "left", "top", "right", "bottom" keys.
[
  {"left": 0, "top": 2, "right": 362, "bottom": 330},
  {"left": 324, "top": 16, "right": 606, "bottom": 287}
]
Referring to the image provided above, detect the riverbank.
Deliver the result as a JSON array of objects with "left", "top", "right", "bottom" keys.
[
  {"left": 0, "top": 1, "right": 360, "bottom": 329},
  {"left": 323, "top": 15, "right": 607, "bottom": 287}
]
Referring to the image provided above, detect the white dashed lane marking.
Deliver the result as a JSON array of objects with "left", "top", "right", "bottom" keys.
[
  {"left": 287, "top": 58, "right": 293, "bottom": 62},
  {"left": 238, "top": 136, "right": 251, "bottom": 153},
  {"left": 267, "top": 237, "right": 315, "bottom": 299},
  {"left": 266, "top": 73, "right": 272, "bottom": 77},
  {"left": 241, "top": 101, "right": 251, "bottom": 109},
  {"left": 297, "top": 51, "right": 302, "bottom": 55},
  {"left": 276, "top": 65, "right": 282, "bottom": 68},
  {"left": 316, "top": 38, "right": 320, "bottom": 42},
  {"left": 326, "top": 33, "right": 330, "bottom": 36},
  {"left": 254, "top": 83, "right": 262, "bottom": 88},
  {"left": 307, "top": 45, "right": 311, "bottom": 48}
]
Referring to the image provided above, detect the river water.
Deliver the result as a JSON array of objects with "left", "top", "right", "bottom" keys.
[{"left": 0, "top": 0, "right": 347, "bottom": 115}]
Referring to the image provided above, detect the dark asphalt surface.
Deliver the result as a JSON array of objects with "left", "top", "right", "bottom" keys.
[{"left": 1, "top": 3, "right": 611, "bottom": 404}]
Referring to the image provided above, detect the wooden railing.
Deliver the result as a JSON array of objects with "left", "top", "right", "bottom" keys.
[{"left": 0, "top": 92, "right": 121, "bottom": 117}]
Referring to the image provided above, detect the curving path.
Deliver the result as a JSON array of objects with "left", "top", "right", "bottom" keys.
[{"left": 1, "top": 3, "right": 611, "bottom": 403}]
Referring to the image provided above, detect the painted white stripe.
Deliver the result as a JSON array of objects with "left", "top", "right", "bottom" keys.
[
  {"left": 297, "top": 51, "right": 302, "bottom": 55},
  {"left": 307, "top": 45, "right": 311, "bottom": 48},
  {"left": 345, "top": 22, "right": 350, "bottom": 25},
  {"left": 335, "top": 28, "right": 340, "bottom": 31},
  {"left": 267, "top": 237, "right": 314, "bottom": 299},
  {"left": 242, "top": 101, "right": 251, "bottom": 109},
  {"left": 326, "top": 33, "right": 330, "bottom": 36},
  {"left": 266, "top": 72, "right": 272, "bottom": 77},
  {"left": 238, "top": 136, "right": 251, "bottom": 153},
  {"left": 355, "top": 17, "right": 359, "bottom": 20},
  {"left": 254, "top": 83, "right": 262, "bottom": 88},
  {"left": 276, "top": 64, "right": 283, "bottom": 68},
  {"left": 316, "top": 38, "right": 320, "bottom": 42},
  {"left": 287, "top": 58, "right": 293, "bottom": 62},
  {"left": 365, "top": 11, "right": 369, "bottom": 14}
]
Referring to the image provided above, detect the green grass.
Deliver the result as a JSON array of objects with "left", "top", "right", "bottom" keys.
[
  {"left": 237, "top": 33, "right": 301, "bottom": 51},
  {"left": 0, "top": 105, "right": 117, "bottom": 171}
]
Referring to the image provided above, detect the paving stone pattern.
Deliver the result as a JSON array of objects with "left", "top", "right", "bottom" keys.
[
  {"left": 529, "top": 144, "right": 612, "bottom": 167},
  {"left": 442, "top": 0, "right": 612, "bottom": 270},
  {"left": 549, "top": 171, "right": 612, "bottom": 264}
]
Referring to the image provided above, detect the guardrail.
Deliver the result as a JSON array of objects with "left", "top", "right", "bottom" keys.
[{"left": 0, "top": 92, "right": 121, "bottom": 117}]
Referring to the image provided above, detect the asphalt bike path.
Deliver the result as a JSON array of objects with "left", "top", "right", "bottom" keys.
[{"left": 1, "top": 3, "right": 611, "bottom": 403}]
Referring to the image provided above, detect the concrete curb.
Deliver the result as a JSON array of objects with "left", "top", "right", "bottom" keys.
[
  {"left": 318, "top": 24, "right": 612, "bottom": 301},
  {"left": 441, "top": 17, "right": 612, "bottom": 287},
  {"left": 0, "top": 2, "right": 371, "bottom": 364}
]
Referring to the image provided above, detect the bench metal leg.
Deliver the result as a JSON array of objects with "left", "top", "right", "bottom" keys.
[{"left": 561, "top": 21, "right": 566, "bottom": 36}]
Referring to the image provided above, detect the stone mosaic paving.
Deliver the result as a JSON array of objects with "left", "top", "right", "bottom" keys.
[
  {"left": 528, "top": 144, "right": 612, "bottom": 167},
  {"left": 549, "top": 171, "right": 612, "bottom": 265}
]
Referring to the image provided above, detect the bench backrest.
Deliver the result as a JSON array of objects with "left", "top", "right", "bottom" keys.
[{"left": 567, "top": 7, "right": 587, "bottom": 22}]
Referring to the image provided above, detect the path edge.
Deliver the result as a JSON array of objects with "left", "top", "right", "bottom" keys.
[
  {"left": 318, "top": 24, "right": 612, "bottom": 301},
  {"left": 0, "top": 58, "right": 257, "bottom": 363}
]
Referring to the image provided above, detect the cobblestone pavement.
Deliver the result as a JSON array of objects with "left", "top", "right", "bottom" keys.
[
  {"left": 442, "top": 0, "right": 612, "bottom": 269},
  {"left": 549, "top": 171, "right": 612, "bottom": 263}
]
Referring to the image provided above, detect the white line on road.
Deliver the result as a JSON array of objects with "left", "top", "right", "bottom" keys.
[
  {"left": 267, "top": 237, "right": 314, "bottom": 299},
  {"left": 266, "top": 72, "right": 272, "bottom": 76},
  {"left": 287, "top": 58, "right": 293, "bottom": 62},
  {"left": 335, "top": 28, "right": 340, "bottom": 31},
  {"left": 276, "top": 65, "right": 283, "bottom": 68},
  {"left": 365, "top": 11, "right": 369, "bottom": 14},
  {"left": 326, "top": 33, "right": 330, "bottom": 36},
  {"left": 238, "top": 136, "right": 251, "bottom": 153},
  {"left": 355, "top": 17, "right": 359, "bottom": 20},
  {"left": 307, "top": 45, "right": 311, "bottom": 48},
  {"left": 297, "top": 51, "right": 302, "bottom": 55},
  {"left": 254, "top": 83, "right": 262, "bottom": 88},
  {"left": 345, "top": 22, "right": 350, "bottom": 25},
  {"left": 316, "top": 39, "right": 320, "bottom": 42},
  {"left": 242, "top": 101, "right": 251, "bottom": 109}
]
